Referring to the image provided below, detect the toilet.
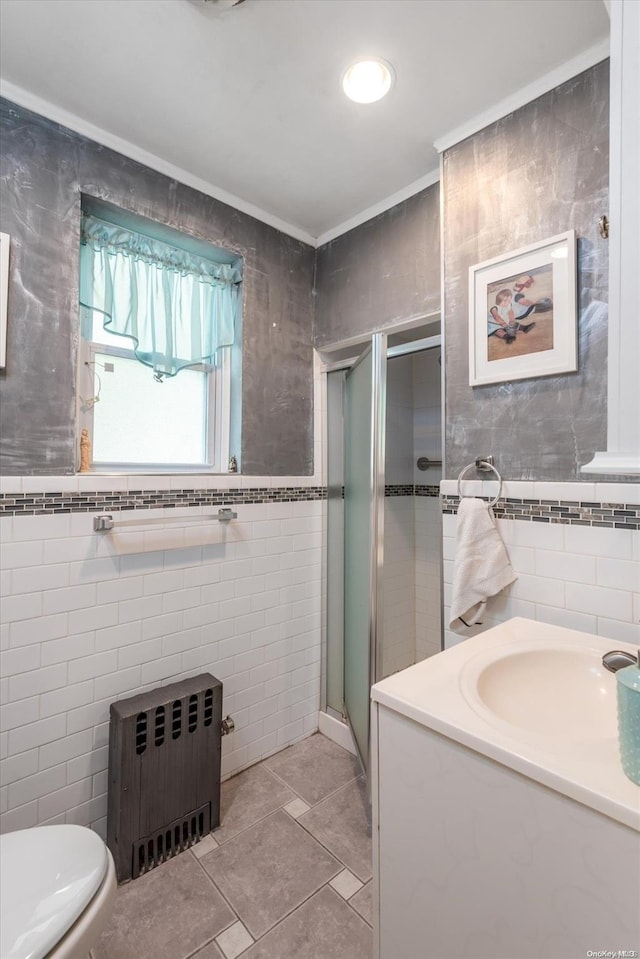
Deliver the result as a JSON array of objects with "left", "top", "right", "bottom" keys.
[{"left": 0, "top": 824, "right": 116, "bottom": 959}]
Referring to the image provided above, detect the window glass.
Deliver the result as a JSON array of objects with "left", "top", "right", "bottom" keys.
[{"left": 91, "top": 352, "right": 208, "bottom": 466}]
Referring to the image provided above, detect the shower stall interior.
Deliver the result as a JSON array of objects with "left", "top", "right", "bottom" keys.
[{"left": 324, "top": 328, "right": 443, "bottom": 773}]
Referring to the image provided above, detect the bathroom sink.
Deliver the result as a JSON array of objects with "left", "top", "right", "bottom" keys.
[
  {"left": 460, "top": 641, "right": 618, "bottom": 742},
  {"left": 373, "top": 618, "right": 638, "bottom": 830}
]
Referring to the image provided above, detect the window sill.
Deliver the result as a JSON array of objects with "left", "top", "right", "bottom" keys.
[{"left": 81, "top": 468, "right": 239, "bottom": 477}]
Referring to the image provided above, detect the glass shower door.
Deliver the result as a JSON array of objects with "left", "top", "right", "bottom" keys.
[{"left": 343, "top": 333, "right": 387, "bottom": 775}]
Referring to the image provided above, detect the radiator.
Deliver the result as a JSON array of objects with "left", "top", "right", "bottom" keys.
[{"left": 107, "top": 673, "right": 229, "bottom": 883}]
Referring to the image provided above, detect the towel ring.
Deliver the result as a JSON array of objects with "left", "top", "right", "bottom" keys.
[{"left": 457, "top": 460, "right": 503, "bottom": 509}]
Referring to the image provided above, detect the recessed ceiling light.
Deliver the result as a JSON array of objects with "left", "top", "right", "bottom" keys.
[{"left": 342, "top": 58, "right": 394, "bottom": 104}]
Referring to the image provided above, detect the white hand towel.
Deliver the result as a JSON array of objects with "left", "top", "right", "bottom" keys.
[{"left": 449, "top": 497, "right": 517, "bottom": 627}]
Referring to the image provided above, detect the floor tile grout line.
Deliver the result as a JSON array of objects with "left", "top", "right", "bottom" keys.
[
  {"left": 312, "top": 771, "right": 364, "bottom": 805},
  {"left": 213, "top": 798, "right": 307, "bottom": 847},
  {"left": 219, "top": 731, "right": 352, "bottom": 796},
  {"left": 342, "top": 883, "right": 374, "bottom": 929},
  {"left": 214, "top": 796, "right": 372, "bottom": 889},
  {"left": 298, "top": 772, "right": 367, "bottom": 812},
  {"left": 210, "top": 764, "right": 304, "bottom": 846},
  {"left": 261, "top": 733, "right": 362, "bottom": 792},
  {"left": 227, "top": 874, "right": 371, "bottom": 958},
  {"left": 255, "top": 761, "right": 303, "bottom": 797},
  {"left": 183, "top": 917, "right": 256, "bottom": 959},
  {"left": 183, "top": 930, "right": 221, "bottom": 959},
  {"left": 213, "top": 770, "right": 372, "bottom": 890},
  {"left": 293, "top": 814, "right": 373, "bottom": 887},
  {"left": 297, "top": 823, "right": 373, "bottom": 889},
  {"left": 188, "top": 851, "right": 246, "bottom": 952},
  {"left": 263, "top": 761, "right": 363, "bottom": 810},
  {"left": 292, "top": 774, "right": 373, "bottom": 884},
  {"left": 203, "top": 852, "right": 344, "bottom": 953},
  {"left": 191, "top": 812, "right": 348, "bottom": 947},
  {"left": 213, "top": 768, "right": 363, "bottom": 849},
  {"left": 258, "top": 762, "right": 312, "bottom": 800}
]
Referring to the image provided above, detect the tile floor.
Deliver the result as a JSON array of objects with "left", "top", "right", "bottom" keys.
[{"left": 92, "top": 733, "right": 373, "bottom": 959}]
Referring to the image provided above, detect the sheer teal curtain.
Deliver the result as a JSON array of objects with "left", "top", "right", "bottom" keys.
[{"left": 80, "top": 213, "right": 242, "bottom": 378}]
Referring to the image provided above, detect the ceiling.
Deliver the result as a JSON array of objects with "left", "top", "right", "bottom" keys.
[{"left": 0, "top": 0, "right": 609, "bottom": 245}]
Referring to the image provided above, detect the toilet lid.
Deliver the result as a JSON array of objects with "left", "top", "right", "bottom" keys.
[{"left": 0, "top": 824, "right": 108, "bottom": 959}]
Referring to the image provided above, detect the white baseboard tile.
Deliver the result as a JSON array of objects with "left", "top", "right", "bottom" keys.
[{"left": 317, "top": 710, "right": 357, "bottom": 755}]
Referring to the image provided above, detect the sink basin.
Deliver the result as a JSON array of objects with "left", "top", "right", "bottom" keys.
[{"left": 460, "top": 641, "right": 618, "bottom": 742}]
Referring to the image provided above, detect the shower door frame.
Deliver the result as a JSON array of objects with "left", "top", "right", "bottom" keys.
[
  {"left": 323, "top": 328, "right": 443, "bottom": 777},
  {"left": 342, "top": 332, "right": 387, "bottom": 775}
]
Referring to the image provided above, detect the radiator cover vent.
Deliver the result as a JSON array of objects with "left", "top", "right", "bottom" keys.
[
  {"left": 107, "top": 673, "right": 223, "bottom": 883},
  {"left": 134, "top": 802, "right": 210, "bottom": 878}
]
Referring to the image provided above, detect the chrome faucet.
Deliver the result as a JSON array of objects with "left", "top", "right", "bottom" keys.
[{"left": 602, "top": 649, "right": 640, "bottom": 673}]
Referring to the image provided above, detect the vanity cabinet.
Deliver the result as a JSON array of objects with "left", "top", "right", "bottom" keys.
[{"left": 371, "top": 619, "right": 640, "bottom": 959}]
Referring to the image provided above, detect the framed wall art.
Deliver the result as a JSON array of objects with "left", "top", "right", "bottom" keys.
[{"left": 468, "top": 230, "right": 577, "bottom": 386}]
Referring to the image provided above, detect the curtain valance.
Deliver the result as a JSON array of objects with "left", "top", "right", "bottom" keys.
[
  {"left": 80, "top": 213, "right": 241, "bottom": 378},
  {"left": 81, "top": 213, "right": 242, "bottom": 286}
]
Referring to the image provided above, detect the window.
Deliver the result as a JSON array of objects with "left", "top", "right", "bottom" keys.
[{"left": 78, "top": 203, "right": 242, "bottom": 472}]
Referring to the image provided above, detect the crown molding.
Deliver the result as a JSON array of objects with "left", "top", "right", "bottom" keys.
[
  {"left": 433, "top": 38, "right": 610, "bottom": 154},
  {"left": 316, "top": 168, "right": 440, "bottom": 247},
  {"left": 0, "top": 79, "right": 317, "bottom": 247}
]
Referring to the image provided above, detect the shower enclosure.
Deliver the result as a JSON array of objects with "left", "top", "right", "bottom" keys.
[{"left": 324, "top": 328, "right": 443, "bottom": 774}]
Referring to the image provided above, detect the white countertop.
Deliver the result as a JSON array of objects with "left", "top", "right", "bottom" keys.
[{"left": 372, "top": 617, "right": 640, "bottom": 831}]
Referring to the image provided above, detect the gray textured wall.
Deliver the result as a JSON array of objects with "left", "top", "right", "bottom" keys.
[
  {"left": 0, "top": 62, "right": 615, "bottom": 481},
  {"left": 443, "top": 62, "right": 611, "bottom": 481},
  {"left": 0, "top": 99, "right": 315, "bottom": 476},
  {"left": 314, "top": 184, "right": 440, "bottom": 348}
]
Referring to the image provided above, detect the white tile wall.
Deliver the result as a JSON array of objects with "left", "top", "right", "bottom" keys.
[
  {"left": 0, "top": 485, "right": 321, "bottom": 837},
  {"left": 415, "top": 497, "right": 442, "bottom": 660},
  {"left": 386, "top": 354, "right": 415, "bottom": 485},
  {"left": 442, "top": 481, "right": 640, "bottom": 648},
  {"left": 413, "top": 349, "right": 442, "bottom": 661},
  {"left": 383, "top": 497, "right": 416, "bottom": 676},
  {"left": 385, "top": 550, "right": 437, "bottom": 668},
  {"left": 4, "top": 466, "right": 633, "bottom": 838},
  {"left": 412, "top": 349, "right": 441, "bottom": 487},
  {"left": 383, "top": 349, "right": 444, "bottom": 675}
]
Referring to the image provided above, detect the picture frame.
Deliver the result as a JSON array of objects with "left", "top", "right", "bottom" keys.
[
  {"left": 0, "top": 232, "right": 8, "bottom": 370},
  {"left": 468, "top": 230, "right": 577, "bottom": 387}
]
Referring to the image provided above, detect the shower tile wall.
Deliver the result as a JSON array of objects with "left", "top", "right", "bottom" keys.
[
  {"left": 0, "top": 478, "right": 322, "bottom": 837},
  {"left": 414, "top": 500, "right": 442, "bottom": 660},
  {"left": 382, "top": 498, "right": 416, "bottom": 676},
  {"left": 412, "top": 351, "right": 442, "bottom": 660},
  {"left": 383, "top": 352, "right": 442, "bottom": 677},
  {"left": 383, "top": 356, "right": 416, "bottom": 676}
]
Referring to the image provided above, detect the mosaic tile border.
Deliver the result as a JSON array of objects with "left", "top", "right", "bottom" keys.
[
  {"left": 385, "top": 485, "right": 440, "bottom": 497},
  {"left": 442, "top": 495, "right": 640, "bottom": 530},
  {"left": 415, "top": 485, "right": 441, "bottom": 497},
  {"left": 328, "top": 484, "right": 441, "bottom": 501},
  {"left": 0, "top": 486, "right": 327, "bottom": 517},
  {"left": 385, "top": 485, "right": 414, "bottom": 497},
  {"left": 1, "top": 487, "right": 637, "bottom": 529}
]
